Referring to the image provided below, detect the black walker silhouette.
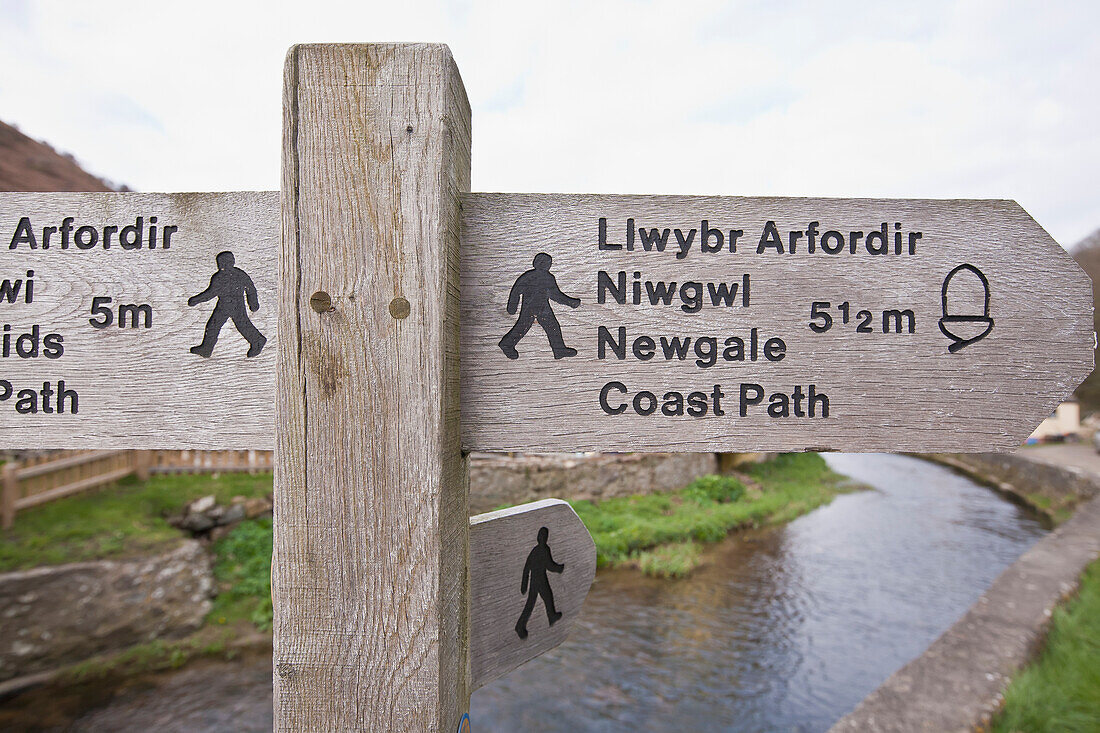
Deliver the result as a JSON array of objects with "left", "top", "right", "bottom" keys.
[
  {"left": 188, "top": 251, "right": 267, "bottom": 358},
  {"left": 515, "top": 526, "right": 565, "bottom": 640},
  {"left": 499, "top": 253, "right": 580, "bottom": 360}
]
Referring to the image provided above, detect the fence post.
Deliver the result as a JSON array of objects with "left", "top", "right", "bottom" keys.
[
  {"left": 273, "top": 44, "right": 471, "bottom": 731},
  {"left": 133, "top": 450, "right": 152, "bottom": 482},
  {"left": 2, "top": 462, "right": 18, "bottom": 529}
]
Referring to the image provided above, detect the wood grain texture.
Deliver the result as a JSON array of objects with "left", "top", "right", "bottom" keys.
[
  {"left": 2, "top": 191, "right": 1092, "bottom": 455},
  {"left": 1, "top": 464, "right": 16, "bottom": 529},
  {"left": 468, "top": 499, "right": 597, "bottom": 691},
  {"left": 0, "top": 191, "right": 278, "bottom": 449},
  {"left": 460, "top": 194, "right": 1094, "bottom": 452},
  {"left": 273, "top": 45, "right": 471, "bottom": 731}
]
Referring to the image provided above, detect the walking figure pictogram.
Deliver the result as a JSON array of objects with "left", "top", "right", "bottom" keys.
[
  {"left": 188, "top": 251, "right": 267, "bottom": 358},
  {"left": 499, "top": 252, "right": 580, "bottom": 360},
  {"left": 515, "top": 526, "right": 564, "bottom": 639}
]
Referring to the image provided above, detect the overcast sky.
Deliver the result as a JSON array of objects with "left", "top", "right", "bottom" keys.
[{"left": 1, "top": 0, "right": 1096, "bottom": 246}]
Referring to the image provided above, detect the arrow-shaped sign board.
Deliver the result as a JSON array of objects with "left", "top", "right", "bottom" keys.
[
  {"left": 460, "top": 194, "right": 1094, "bottom": 452},
  {"left": 0, "top": 191, "right": 1091, "bottom": 451},
  {"left": 0, "top": 192, "right": 275, "bottom": 449},
  {"left": 468, "top": 499, "right": 597, "bottom": 691}
]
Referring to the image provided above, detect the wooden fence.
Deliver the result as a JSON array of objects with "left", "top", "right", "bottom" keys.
[
  {"left": 1, "top": 450, "right": 273, "bottom": 529},
  {"left": 146, "top": 450, "right": 273, "bottom": 475}
]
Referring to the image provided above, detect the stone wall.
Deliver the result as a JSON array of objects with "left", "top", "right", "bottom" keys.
[
  {"left": 469, "top": 452, "right": 719, "bottom": 514},
  {"left": 924, "top": 451, "right": 1100, "bottom": 519},
  {"left": 0, "top": 451, "right": 732, "bottom": 683},
  {"left": 0, "top": 541, "right": 213, "bottom": 683}
]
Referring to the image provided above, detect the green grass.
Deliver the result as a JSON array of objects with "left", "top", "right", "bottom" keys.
[
  {"left": 194, "top": 457, "right": 846, "bottom": 628},
  {"left": 1, "top": 453, "right": 846, "bottom": 643},
  {"left": 155, "top": 454, "right": 847, "bottom": 639},
  {"left": 633, "top": 541, "right": 703, "bottom": 578},
  {"left": 572, "top": 453, "right": 851, "bottom": 576},
  {"left": 0, "top": 471, "right": 273, "bottom": 572},
  {"left": 1025, "top": 492, "right": 1076, "bottom": 525},
  {"left": 0, "top": 452, "right": 855, "bottom": 693},
  {"left": 185, "top": 457, "right": 846, "bottom": 630},
  {"left": 60, "top": 634, "right": 239, "bottom": 684},
  {"left": 209, "top": 517, "right": 274, "bottom": 630},
  {"left": 992, "top": 558, "right": 1100, "bottom": 733}
]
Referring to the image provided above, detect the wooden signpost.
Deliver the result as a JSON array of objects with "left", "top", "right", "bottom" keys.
[
  {"left": 0, "top": 192, "right": 277, "bottom": 449},
  {"left": 460, "top": 194, "right": 1094, "bottom": 452},
  {"left": 469, "top": 499, "right": 596, "bottom": 691},
  {"left": 0, "top": 42, "right": 1092, "bottom": 731}
]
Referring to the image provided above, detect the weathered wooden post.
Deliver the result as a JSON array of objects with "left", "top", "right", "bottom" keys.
[
  {"left": 273, "top": 44, "right": 472, "bottom": 731},
  {"left": 1, "top": 461, "right": 17, "bottom": 529},
  {"left": 132, "top": 449, "right": 151, "bottom": 482}
]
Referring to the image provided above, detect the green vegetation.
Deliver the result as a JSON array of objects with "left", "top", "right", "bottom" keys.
[
  {"left": 633, "top": 541, "right": 702, "bottom": 577},
  {"left": 61, "top": 634, "right": 239, "bottom": 684},
  {"left": 172, "top": 457, "right": 848, "bottom": 633},
  {"left": 1024, "top": 492, "right": 1076, "bottom": 525},
  {"left": 0, "top": 452, "right": 856, "bottom": 694},
  {"left": 992, "top": 558, "right": 1100, "bottom": 733},
  {"left": 209, "top": 517, "right": 274, "bottom": 630},
  {"left": 156, "top": 456, "right": 847, "bottom": 634},
  {"left": 1, "top": 453, "right": 848, "bottom": 649},
  {"left": 572, "top": 453, "right": 852, "bottom": 577},
  {"left": 0, "top": 471, "right": 272, "bottom": 572}
]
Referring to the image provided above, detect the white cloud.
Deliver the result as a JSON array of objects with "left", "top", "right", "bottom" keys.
[{"left": 0, "top": 0, "right": 1096, "bottom": 245}]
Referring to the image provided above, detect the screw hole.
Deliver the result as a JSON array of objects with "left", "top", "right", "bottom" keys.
[{"left": 389, "top": 297, "right": 410, "bottom": 319}]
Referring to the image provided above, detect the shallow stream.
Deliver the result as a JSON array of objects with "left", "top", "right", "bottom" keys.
[{"left": 3, "top": 454, "right": 1047, "bottom": 732}]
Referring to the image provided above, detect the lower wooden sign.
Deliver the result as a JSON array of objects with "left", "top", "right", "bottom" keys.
[{"left": 468, "top": 499, "right": 597, "bottom": 690}]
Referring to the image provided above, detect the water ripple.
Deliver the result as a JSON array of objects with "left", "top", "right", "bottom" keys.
[{"left": 472, "top": 454, "right": 1047, "bottom": 733}]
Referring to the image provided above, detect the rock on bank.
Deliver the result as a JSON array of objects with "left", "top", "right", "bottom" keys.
[{"left": 0, "top": 541, "right": 213, "bottom": 683}]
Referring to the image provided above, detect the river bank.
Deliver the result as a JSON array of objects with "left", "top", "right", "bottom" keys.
[
  {"left": 833, "top": 445, "right": 1100, "bottom": 732},
  {"left": 921, "top": 445, "right": 1100, "bottom": 525},
  {"left": 0, "top": 452, "right": 839, "bottom": 695},
  {"left": 573, "top": 452, "right": 855, "bottom": 576},
  {"left": 983, "top": 444, "right": 1100, "bottom": 733},
  {"left": 0, "top": 453, "right": 1049, "bottom": 731},
  {"left": 993, "top": 557, "right": 1100, "bottom": 733}
]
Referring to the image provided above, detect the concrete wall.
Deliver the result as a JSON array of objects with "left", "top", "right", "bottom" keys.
[
  {"left": 831, "top": 454, "right": 1100, "bottom": 732},
  {"left": 925, "top": 451, "right": 1100, "bottom": 520},
  {"left": 469, "top": 452, "right": 719, "bottom": 514}
]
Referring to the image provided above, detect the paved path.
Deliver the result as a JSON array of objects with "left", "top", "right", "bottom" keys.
[{"left": 1021, "top": 441, "right": 1100, "bottom": 476}]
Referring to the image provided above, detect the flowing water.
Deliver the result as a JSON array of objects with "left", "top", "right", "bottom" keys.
[
  {"left": 473, "top": 453, "right": 1047, "bottom": 731},
  {"left": 2, "top": 454, "right": 1047, "bottom": 732}
]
